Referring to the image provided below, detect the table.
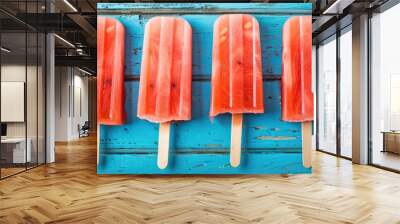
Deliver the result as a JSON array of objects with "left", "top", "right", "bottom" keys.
[
  {"left": 1, "top": 138, "right": 31, "bottom": 163},
  {"left": 382, "top": 131, "right": 400, "bottom": 154}
]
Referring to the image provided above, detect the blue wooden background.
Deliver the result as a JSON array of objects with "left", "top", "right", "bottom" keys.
[{"left": 97, "top": 3, "right": 312, "bottom": 174}]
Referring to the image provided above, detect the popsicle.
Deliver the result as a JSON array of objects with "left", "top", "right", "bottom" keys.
[
  {"left": 97, "top": 17, "right": 125, "bottom": 125},
  {"left": 210, "top": 14, "right": 264, "bottom": 167},
  {"left": 281, "top": 16, "right": 313, "bottom": 168},
  {"left": 137, "top": 17, "right": 192, "bottom": 169}
]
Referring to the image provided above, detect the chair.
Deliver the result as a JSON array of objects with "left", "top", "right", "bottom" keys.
[{"left": 79, "top": 121, "right": 90, "bottom": 138}]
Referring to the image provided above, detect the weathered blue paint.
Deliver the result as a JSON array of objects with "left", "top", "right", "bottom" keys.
[
  {"left": 98, "top": 3, "right": 312, "bottom": 174},
  {"left": 98, "top": 153, "right": 310, "bottom": 174},
  {"left": 100, "top": 81, "right": 302, "bottom": 150},
  {"left": 117, "top": 15, "right": 294, "bottom": 76},
  {"left": 97, "top": 3, "right": 312, "bottom": 15}
]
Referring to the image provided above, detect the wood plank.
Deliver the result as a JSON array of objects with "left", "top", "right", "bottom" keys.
[
  {"left": 117, "top": 15, "right": 296, "bottom": 77},
  {"left": 100, "top": 82, "right": 301, "bottom": 151},
  {"left": 98, "top": 3, "right": 312, "bottom": 15},
  {"left": 97, "top": 3, "right": 311, "bottom": 174},
  {"left": 98, "top": 153, "right": 310, "bottom": 174}
]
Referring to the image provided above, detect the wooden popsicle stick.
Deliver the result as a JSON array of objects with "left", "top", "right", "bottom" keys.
[
  {"left": 157, "top": 122, "right": 171, "bottom": 169},
  {"left": 230, "top": 114, "right": 243, "bottom": 167},
  {"left": 301, "top": 121, "right": 312, "bottom": 168}
]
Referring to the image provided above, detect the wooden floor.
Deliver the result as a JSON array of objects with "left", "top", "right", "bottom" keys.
[
  {"left": 1, "top": 135, "right": 400, "bottom": 224},
  {"left": 1, "top": 167, "right": 26, "bottom": 178},
  {"left": 373, "top": 150, "right": 400, "bottom": 171}
]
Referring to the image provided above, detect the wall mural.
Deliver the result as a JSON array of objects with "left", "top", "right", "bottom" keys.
[{"left": 97, "top": 3, "right": 313, "bottom": 174}]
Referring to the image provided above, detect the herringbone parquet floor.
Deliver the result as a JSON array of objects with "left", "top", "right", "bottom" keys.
[{"left": 1, "top": 135, "right": 400, "bottom": 224}]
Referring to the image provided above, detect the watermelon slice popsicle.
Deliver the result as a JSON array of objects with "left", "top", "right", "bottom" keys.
[
  {"left": 210, "top": 14, "right": 264, "bottom": 167},
  {"left": 137, "top": 17, "right": 192, "bottom": 169},
  {"left": 97, "top": 17, "right": 126, "bottom": 125},
  {"left": 281, "top": 16, "right": 313, "bottom": 168}
]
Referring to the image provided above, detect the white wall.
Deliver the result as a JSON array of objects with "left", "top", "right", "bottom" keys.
[
  {"left": 1, "top": 65, "right": 42, "bottom": 137},
  {"left": 1, "top": 65, "right": 26, "bottom": 139},
  {"left": 55, "top": 66, "right": 69, "bottom": 141},
  {"left": 1, "top": 64, "right": 46, "bottom": 163},
  {"left": 54, "top": 67, "right": 89, "bottom": 141}
]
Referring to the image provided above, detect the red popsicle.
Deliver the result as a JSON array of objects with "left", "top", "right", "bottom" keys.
[
  {"left": 210, "top": 14, "right": 264, "bottom": 167},
  {"left": 137, "top": 17, "right": 192, "bottom": 169},
  {"left": 137, "top": 17, "right": 192, "bottom": 123},
  {"left": 97, "top": 17, "right": 125, "bottom": 125},
  {"left": 281, "top": 16, "right": 313, "bottom": 168}
]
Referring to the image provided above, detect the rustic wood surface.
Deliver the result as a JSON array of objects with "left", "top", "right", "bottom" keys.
[
  {"left": 98, "top": 3, "right": 313, "bottom": 174},
  {"left": 1, "top": 135, "right": 400, "bottom": 223}
]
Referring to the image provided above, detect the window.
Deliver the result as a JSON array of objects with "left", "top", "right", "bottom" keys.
[
  {"left": 370, "top": 3, "right": 400, "bottom": 171},
  {"left": 339, "top": 28, "right": 352, "bottom": 158},
  {"left": 0, "top": 0, "right": 47, "bottom": 179},
  {"left": 317, "top": 36, "right": 337, "bottom": 154}
]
